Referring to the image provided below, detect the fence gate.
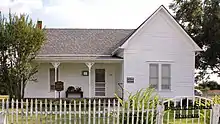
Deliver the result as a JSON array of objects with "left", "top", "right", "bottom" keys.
[{"left": 159, "top": 96, "right": 220, "bottom": 124}]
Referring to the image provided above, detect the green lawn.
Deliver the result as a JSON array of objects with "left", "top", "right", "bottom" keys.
[{"left": 5, "top": 112, "right": 115, "bottom": 124}]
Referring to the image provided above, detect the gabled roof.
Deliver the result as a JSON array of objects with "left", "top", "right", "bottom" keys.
[
  {"left": 39, "top": 29, "right": 134, "bottom": 55},
  {"left": 119, "top": 5, "right": 202, "bottom": 52},
  {"left": 39, "top": 5, "right": 202, "bottom": 58}
]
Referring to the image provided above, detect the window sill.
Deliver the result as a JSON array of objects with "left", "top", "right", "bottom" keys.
[
  {"left": 154, "top": 89, "right": 172, "bottom": 92},
  {"left": 159, "top": 90, "right": 172, "bottom": 92}
]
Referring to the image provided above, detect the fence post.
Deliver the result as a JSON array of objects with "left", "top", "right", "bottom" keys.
[
  {"left": 98, "top": 99, "right": 101, "bottom": 124},
  {"left": 156, "top": 104, "right": 164, "bottom": 124},
  {"left": 93, "top": 100, "right": 96, "bottom": 124},
  {"left": 0, "top": 111, "right": 6, "bottom": 124},
  {"left": 212, "top": 104, "right": 220, "bottom": 124},
  {"left": 12, "top": 99, "right": 14, "bottom": 123},
  {"left": 26, "top": 99, "right": 28, "bottom": 124},
  {"left": 68, "top": 101, "right": 71, "bottom": 124}
]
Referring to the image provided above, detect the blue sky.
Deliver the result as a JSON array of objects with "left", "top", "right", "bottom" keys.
[{"left": 0, "top": 0, "right": 172, "bottom": 28}]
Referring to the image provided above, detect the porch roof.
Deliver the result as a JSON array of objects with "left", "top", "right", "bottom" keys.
[{"left": 35, "top": 55, "right": 123, "bottom": 63}]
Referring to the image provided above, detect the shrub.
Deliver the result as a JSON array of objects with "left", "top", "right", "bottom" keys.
[{"left": 115, "top": 87, "right": 160, "bottom": 124}]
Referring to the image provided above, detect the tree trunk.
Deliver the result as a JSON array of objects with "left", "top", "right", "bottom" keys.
[{"left": 21, "top": 81, "right": 26, "bottom": 99}]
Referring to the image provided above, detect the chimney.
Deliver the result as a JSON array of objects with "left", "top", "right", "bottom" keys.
[{"left": 37, "top": 20, "right": 42, "bottom": 29}]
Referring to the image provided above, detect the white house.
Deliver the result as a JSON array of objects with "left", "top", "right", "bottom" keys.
[{"left": 24, "top": 5, "right": 202, "bottom": 99}]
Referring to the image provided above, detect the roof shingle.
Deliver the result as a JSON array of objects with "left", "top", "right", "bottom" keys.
[{"left": 39, "top": 29, "right": 134, "bottom": 55}]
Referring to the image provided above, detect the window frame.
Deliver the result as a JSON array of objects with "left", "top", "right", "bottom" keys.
[{"left": 148, "top": 62, "right": 172, "bottom": 91}]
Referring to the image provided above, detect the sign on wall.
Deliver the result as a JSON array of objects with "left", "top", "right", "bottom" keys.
[{"left": 127, "top": 77, "right": 134, "bottom": 83}]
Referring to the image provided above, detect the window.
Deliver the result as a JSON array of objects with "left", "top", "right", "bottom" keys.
[
  {"left": 95, "top": 69, "right": 105, "bottom": 96},
  {"left": 149, "top": 63, "right": 171, "bottom": 91},
  {"left": 49, "top": 68, "right": 59, "bottom": 91},
  {"left": 162, "top": 64, "right": 171, "bottom": 90},
  {"left": 149, "top": 64, "right": 159, "bottom": 89}
]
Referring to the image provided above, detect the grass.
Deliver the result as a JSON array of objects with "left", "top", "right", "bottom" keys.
[{"left": 6, "top": 113, "right": 115, "bottom": 124}]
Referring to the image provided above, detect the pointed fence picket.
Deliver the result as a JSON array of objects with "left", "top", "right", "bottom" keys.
[{"left": 0, "top": 96, "right": 218, "bottom": 124}]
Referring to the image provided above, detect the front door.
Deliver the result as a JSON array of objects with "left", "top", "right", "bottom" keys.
[{"left": 95, "top": 69, "right": 106, "bottom": 97}]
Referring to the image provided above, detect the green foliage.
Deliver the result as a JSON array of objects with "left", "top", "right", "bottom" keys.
[
  {"left": 116, "top": 87, "right": 160, "bottom": 124},
  {"left": 170, "top": 0, "right": 220, "bottom": 80},
  {"left": 197, "top": 80, "right": 219, "bottom": 91},
  {"left": 116, "top": 87, "right": 160, "bottom": 109},
  {"left": 0, "top": 12, "right": 45, "bottom": 99},
  {"left": 212, "top": 95, "right": 220, "bottom": 104}
]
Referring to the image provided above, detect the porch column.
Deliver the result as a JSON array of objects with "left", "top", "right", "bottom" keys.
[
  {"left": 85, "top": 62, "right": 94, "bottom": 98},
  {"left": 51, "top": 62, "right": 60, "bottom": 98}
]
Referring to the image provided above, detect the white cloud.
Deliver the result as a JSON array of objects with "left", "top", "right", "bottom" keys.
[
  {"left": 0, "top": 0, "right": 43, "bottom": 14},
  {"left": 0, "top": 0, "right": 173, "bottom": 28}
]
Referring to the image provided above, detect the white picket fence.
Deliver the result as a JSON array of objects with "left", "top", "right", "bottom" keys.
[
  {"left": 0, "top": 96, "right": 219, "bottom": 124},
  {"left": 0, "top": 98, "right": 160, "bottom": 124}
]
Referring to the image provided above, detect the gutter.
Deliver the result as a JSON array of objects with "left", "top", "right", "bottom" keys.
[{"left": 37, "top": 54, "right": 112, "bottom": 57}]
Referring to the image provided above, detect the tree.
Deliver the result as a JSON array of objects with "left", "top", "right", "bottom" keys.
[
  {"left": 0, "top": 12, "right": 45, "bottom": 99},
  {"left": 196, "top": 80, "right": 219, "bottom": 90},
  {"left": 169, "top": 0, "right": 220, "bottom": 81}
]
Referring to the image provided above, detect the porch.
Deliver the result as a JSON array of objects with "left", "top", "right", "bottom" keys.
[{"left": 24, "top": 58, "right": 124, "bottom": 99}]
